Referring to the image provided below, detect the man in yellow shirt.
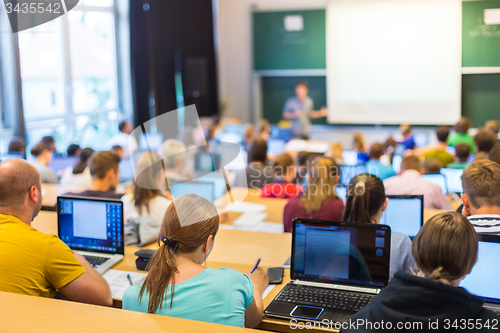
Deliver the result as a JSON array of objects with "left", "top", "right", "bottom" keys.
[{"left": 0, "top": 159, "right": 112, "bottom": 306}]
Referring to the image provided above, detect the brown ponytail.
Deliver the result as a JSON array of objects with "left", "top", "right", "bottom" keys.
[
  {"left": 138, "top": 194, "right": 220, "bottom": 313},
  {"left": 72, "top": 148, "right": 94, "bottom": 174},
  {"left": 412, "top": 212, "right": 478, "bottom": 285},
  {"left": 343, "top": 173, "right": 386, "bottom": 224}
]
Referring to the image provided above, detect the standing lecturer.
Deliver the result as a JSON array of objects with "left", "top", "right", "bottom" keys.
[{"left": 282, "top": 81, "right": 328, "bottom": 140}]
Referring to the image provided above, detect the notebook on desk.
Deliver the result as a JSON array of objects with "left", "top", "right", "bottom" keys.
[
  {"left": 461, "top": 234, "right": 500, "bottom": 313},
  {"left": 265, "top": 219, "right": 391, "bottom": 324},
  {"left": 57, "top": 196, "right": 125, "bottom": 275},
  {"left": 380, "top": 195, "right": 424, "bottom": 238}
]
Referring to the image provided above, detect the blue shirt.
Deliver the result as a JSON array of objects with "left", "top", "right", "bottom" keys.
[
  {"left": 122, "top": 268, "right": 254, "bottom": 327},
  {"left": 283, "top": 96, "right": 313, "bottom": 137},
  {"left": 390, "top": 232, "right": 417, "bottom": 279},
  {"left": 365, "top": 160, "right": 396, "bottom": 180}
]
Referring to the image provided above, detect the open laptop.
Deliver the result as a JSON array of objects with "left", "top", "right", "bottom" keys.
[
  {"left": 440, "top": 168, "right": 464, "bottom": 194},
  {"left": 421, "top": 174, "right": 448, "bottom": 194},
  {"left": 119, "top": 157, "right": 135, "bottom": 182},
  {"left": 265, "top": 219, "right": 391, "bottom": 323},
  {"left": 268, "top": 138, "right": 286, "bottom": 156},
  {"left": 461, "top": 234, "right": 500, "bottom": 313},
  {"left": 170, "top": 181, "right": 215, "bottom": 202},
  {"left": 380, "top": 195, "right": 424, "bottom": 238},
  {"left": 341, "top": 151, "right": 358, "bottom": 166},
  {"left": 197, "top": 176, "right": 228, "bottom": 199},
  {"left": 194, "top": 152, "right": 221, "bottom": 173},
  {"left": 50, "top": 156, "right": 77, "bottom": 176},
  {"left": 57, "top": 196, "right": 125, "bottom": 274},
  {"left": 340, "top": 165, "right": 366, "bottom": 186}
]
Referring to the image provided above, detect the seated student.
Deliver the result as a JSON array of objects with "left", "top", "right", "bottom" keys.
[
  {"left": 110, "top": 145, "right": 124, "bottom": 159},
  {"left": 283, "top": 157, "right": 344, "bottom": 232},
  {"left": 258, "top": 119, "right": 271, "bottom": 141},
  {"left": 461, "top": 159, "right": 500, "bottom": 234},
  {"left": 473, "top": 129, "right": 497, "bottom": 161},
  {"left": 158, "top": 139, "right": 189, "bottom": 182},
  {"left": 65, "top": 151, "right": 123, "bottom": 199},
  {"left": 60, "top": 148, "right": 94, "bottom": 189},
  {"left": 122, "top": 152, "right": 172, "bottom": 246},
  {"left": 398, "top": 124, "right": 416, "bottom": 150},
  {"left": 343, "top": 211, "right": 497, "bottom": 333},
  {"left": 234, "top": 138, "right": 273, "bottom": 189},
  {"left": 107, "top": 120, "right": 138, "bottom": 158},
  {"left": 447, "top": 142, "right": 470, "bottom": 169},
  {"left": 423, "top": 157, "right": 443, "bottom": 175},
  {"left": 41, "top": 135, "right": 57, "bottom": 153},
  {"left": 122, "top": 194, "right": 268, "bottom": 328},
  {"left": 364, "top": 143, "right": 396, "bottom": 180},
  {"left": 384, "top": 155, "right": 452, "bottom": 210},
  {"left": 7, "top": 137, "right": 26, "bottom": 157},
  {"left": 343, "top": 173, "right": 416, "bottom": 278},
  {"left": 325, "top": 142, "right": 345, "bottom": 166},
  {"left": 424, "top": 126, "right": 454, "bottom": 167},
  {"left": 380, "top": 137, "right": 396, "bottom": 165},
  {"left": 30, "top": 142, "right": 58, "bottom": 184},
  {"left": 353, "top": 132, "right": 369, "bottom": 164},
  {"left": 448, "top": 117, "right": 475, "bottom": 153},
  {"left": 485, "top": 119, "right": 500, "bottom": 143},
  {"left": 0, "top": 159, "right": 112, "bottom": 306},
  {"left": 66, "top": 144, "right": 81, "bottom": 158},
  {"left": 490, "top": 144, "right": 500, "bottom": 165},
  {"left": 261, "top": 153, "right": 302, "bottom": 199},
  {"left": 242, "top": 124, "right": 256, "bottom": 152}
]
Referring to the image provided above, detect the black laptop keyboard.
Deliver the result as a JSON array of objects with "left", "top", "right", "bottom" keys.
[
  {"left": 276, "top": 284, "right": 375, "bottom": 312},
  {"left": 83, "top": 255, "right": 109, "bottom": 268}
]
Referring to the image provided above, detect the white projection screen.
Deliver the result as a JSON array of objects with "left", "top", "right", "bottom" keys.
[{"left": 326, "top": 0, "right": 462, "bottom": 125}]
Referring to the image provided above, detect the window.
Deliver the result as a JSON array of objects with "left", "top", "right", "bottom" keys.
[{"left": 18, "top": 1, "right": 123, "bottom": 152}]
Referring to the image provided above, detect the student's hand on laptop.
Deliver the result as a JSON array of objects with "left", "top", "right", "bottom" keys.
[{"left": 247, "top": 267, "right": 269, "bottom": 294}]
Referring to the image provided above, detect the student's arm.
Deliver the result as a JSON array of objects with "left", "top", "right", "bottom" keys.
[
  {"left": 58, "top": 253, "right": 113, "bottom": 307},
  {"left": 244, "top": 267, "right": 269, "bottom": 328}
]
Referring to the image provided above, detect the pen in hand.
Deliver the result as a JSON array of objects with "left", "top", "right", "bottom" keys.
[
  {"left": 251, "top": 258, "right": 261, "bottom": 274},
  {"left": 127, "top": 274, "right": 133, "bottom": 286}
]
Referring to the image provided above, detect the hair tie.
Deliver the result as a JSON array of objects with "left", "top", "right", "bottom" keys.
[
  {"left": 355, "top": 181, "right": 365, "bottom": 190},
  {"left": 162, "top": 237, "right": 176, "bottom": 248}
]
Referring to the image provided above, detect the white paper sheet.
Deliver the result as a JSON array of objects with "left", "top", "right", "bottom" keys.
[
  {"left": 225, "top": 202, "right": 267, "bottom": 214},
  {"left": 232, "top": 213, "right": 268, "bottom": 227},
  {"left": 262, "top": 284, "right": 276, "bottom": 299},
  {"left": 103, "top": 269, "right": 147, "bottom": 300}
]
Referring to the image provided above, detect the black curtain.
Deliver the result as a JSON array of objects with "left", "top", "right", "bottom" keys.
[{"left": 130, "top": 0, "right": 219, "bottom": 139}]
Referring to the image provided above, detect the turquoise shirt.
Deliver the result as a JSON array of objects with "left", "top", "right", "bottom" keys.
[
  {"left": 122, "top": 268, "right": 254, "bottom": 327},
  {"left": 365, "top": 160, "right": 396, "bottom": 180}
]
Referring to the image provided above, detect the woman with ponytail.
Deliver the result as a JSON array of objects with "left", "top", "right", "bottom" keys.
[
  {"left": 122, "top": 194, "right": 268, "bottom": 328},
  {"left": 283, "top": 156, "right": 344, "bottom": 232},
  {"left": 343, "top": 173, "right": 416, "bottom": 278},
  {"left": 342, "top": 212, "right": 498, "bottom": 333}
]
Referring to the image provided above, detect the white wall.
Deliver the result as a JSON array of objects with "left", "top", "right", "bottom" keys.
[{"left": 217, "top": 0, "right": 328, "bottom": 122}]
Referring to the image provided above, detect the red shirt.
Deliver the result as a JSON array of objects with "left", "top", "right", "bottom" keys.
[
  {"left": 260, "top": 182, "right": 303, "bottom": 199},
  {"left": 283, "top": 195, "right": 345, "bottom": 232}
]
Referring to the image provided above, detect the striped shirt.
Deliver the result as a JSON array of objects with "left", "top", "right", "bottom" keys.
[
  {"left": 283, "top": 97, "right": 313, "bottom": 137},
  {"left": 469, "top": 214, "right": 500, "bottom": 234}
]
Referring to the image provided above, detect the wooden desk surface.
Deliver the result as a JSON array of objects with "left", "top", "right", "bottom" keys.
[{"left": 0, "top": 291, "right": 268, "bottom": 333}]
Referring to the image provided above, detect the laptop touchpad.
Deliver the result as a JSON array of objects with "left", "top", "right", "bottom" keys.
[{"left": 290, "top": 305, "right": 324, "bottom": 320}]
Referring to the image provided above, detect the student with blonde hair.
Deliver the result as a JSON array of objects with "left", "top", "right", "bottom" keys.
[
  {"left": 122, "top": 152, "right": 172, "bottom": 245},
  {"left": 343, "top": 212, "right": 498, "bottom": 332},
  {"left": 123, "top": 194, "right": 268, "bottom": 328},
  {"left": 353, "top": 133, "right": 369, "bottom": 164},
  {"left": 343, "top": 173, "right": 416, "bottom": 278},
  {"left": 325, "top": 142, "right": 345, "bottom": 165},
  {"left": 283, "top": 157, "right": 344, "bottom": 232}
]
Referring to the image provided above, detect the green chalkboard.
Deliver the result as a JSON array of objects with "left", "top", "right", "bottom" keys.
[
  {"left": 253, "top": 10, "right": 326, "bottom": 70},
  {"left": 463, "top": 0, "right": 500, "bottom": 67},
  {"left": 261, "top": 76, "right": 327, "bottom": 125},
  {"left": 462, "top": 74, "right": 500, "bottom": 127}
]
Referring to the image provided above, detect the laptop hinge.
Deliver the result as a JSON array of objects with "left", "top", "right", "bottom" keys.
[{"left": 294, "top": 280, "right": 381, "bottom": 294}]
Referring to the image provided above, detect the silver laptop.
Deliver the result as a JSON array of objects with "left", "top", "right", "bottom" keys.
[
  {"left": 421, "top": 174, "right": 448, "bottom": 194},
  {"left": 461, "top": 234, "right": 500, "bottom": 313},
  {"left": 265, "top": 219, "right": 391, "bottom": 323},
  {"left": 57, "top": 196, "right": 125, "bottom": 274}
]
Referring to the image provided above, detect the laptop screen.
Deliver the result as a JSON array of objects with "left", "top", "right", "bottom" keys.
[
  {"left": 57, "top": 197, "right": 124, "bottom": 255},
  {"left": 292, "top": 220, "right": 391, "bottom": 288},
  {"left": 119, "top": 158, "right": 134, "bottom": 181},
  {"left": 50, "top": 156, "right": 77, "bottom": 175},
  {"left": 461, "top": 235, "right": 500, "bottom": 303},
  {"left": 342, "top": 151, "right": 358, "bottom": 166},
  {"left": 194, "top": 153, "right": 221, "bottom": 173},
  {"left": 440, "top": 168, "right": 464, "bottom": 193},
  {"left": 170, "top": 181, "right": 215, "bottom": 202},
  {"left": 267, "top": 139, "right": 286, "bottom": 156},
  {"left": 421, "top": 174, "right": 447, "bottom": 194},
  {"left": 197, "top": 176, "right": 228, "bottom": 199},
  {"left": 380, "top": 195, "right": 423, "bottom": 238},
  {"left": 340, "top": 165, "right": 366, "bottom": 186}
]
